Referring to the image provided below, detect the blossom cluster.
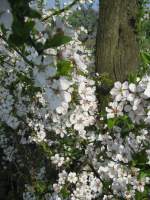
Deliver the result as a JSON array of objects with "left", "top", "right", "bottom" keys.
[
  {"left": 0, "top": 1, "right": 150, "bottom": 200},
  {"left": 106, "top": 77, "right": 150, "bottom": 124}
]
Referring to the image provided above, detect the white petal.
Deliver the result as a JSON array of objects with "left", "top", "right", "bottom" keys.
[
  {"left": 122, "top": 81, "right": 129, "bottom": 90},
  {"left": 115, "top": 94, "right": 122, "bottom": 101},
  {"left": 127, "top": 94, "right": 135, "bottom": 102},
  {"left": 114, "top": 81, "right": 122, "bottom": 89},
  {"left": 129, "top": 83, "right": 136, "bottom": 93},
  {"left": 59, "top": 77, "right": 72, "bottom": 90},
  {"left": 144, "top": 82, "right": 150, "bottom": 97},
  {"left": 124, "top": 105, "right": 132, "bottom": 112},
  {"left": 63, "top": 91, "right": 71, "bottom": 102}
]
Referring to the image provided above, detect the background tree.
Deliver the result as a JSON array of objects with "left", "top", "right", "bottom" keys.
[{"left": 96, "top": 0, "right": 140, "bottom": 82}]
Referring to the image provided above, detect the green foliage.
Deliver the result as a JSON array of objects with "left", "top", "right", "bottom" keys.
[
  {"left": 137, "top": 0, "right": 150, "bottom": 75},
  {"left": 141, "top": 51, "right": 150, "bottom": 66},
  {"left": 107, "top": 115, "right": 134, "bottom": 137},
  {"left": 7, "top": 0, "right": 41, "bottom": 46},
  {"left": 44, "top": 34, "right": 72, "bottom": 49},
  {"left": 8, "top": 0, "right": 41, "bottom": 19},
  {"left": 139, "top": 169, "right": 150, "bottom": 179},
  {"left": 39, "top": 142, "right": 52, "bottom": 158},
  {"left": 132, "top": 149, "right": 148, "bottom": 167},
  {"left": 27, "top": 9, "right": 41, "bottom": 19},
  {"left": 9, "top": 20, "right": 35, "bottom": 46},
  {"left": 128, "top": 72, "right": 138, "bottom": 83},
  {"left": 68, "top": 7, "right": 97, "bottom": 30},
  {"left": 107, "top": 118, "right": 116, "bottom": 129},
  {"left": 60, "top": 186, "right": 70, "bottom": 199},
  {"left": 57, "top": 59, "right": 73, "bottom": 76},
  {"left": 35, "top": 181, "right": 47, "bottom": 194},
  {"left": 135, "top": 186, "right": 150, "bottom": 200}
]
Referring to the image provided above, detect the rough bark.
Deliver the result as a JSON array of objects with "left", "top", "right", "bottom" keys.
[{"left": 96, "top": 0, "right": 139, "bottom": 82}]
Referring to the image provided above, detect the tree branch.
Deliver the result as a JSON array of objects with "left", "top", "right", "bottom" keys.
[
  {"left": 42, "top": 0, "right": 79, "bottom": 21},
  {"left": 0, "top": 34, "right": 34, "bottom": 68},
  {"left": 88, "top": 162, "right": 113, "bottom": 194}
]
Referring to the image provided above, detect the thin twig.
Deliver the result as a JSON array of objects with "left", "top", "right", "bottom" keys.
[
  {"left": 42, "top": 0, "right": 79, "bottom": 21},
  {"left": 0, "top": 34, "right": 34, "bottom": 68},
  {"left": 88, "top": 162, "right": 113, "bottom": 193}
]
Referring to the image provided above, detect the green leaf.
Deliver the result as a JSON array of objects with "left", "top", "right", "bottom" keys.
[
  {"left": 44, "top": 34, "right": 72, "bottom": 48},
  {"left": 60, "top": 186, "right": 70, "bottom": 198},
  {"left": 57, "top": 59, "right": 73, "bottom": 76},
  {"left": 139, "top": 169, "right": 150, "bottom": 179},
  {"left": 28, "top": 9, "right": 41, "bottom": 18},
  {"left": 107, "top": 118, "right": 116, "bottom": 129},
  {"left": 128, "top": 72, "right": 138, "bottom": 83},
  {"left": 140, "top": 51, "right": 150, "bottom": 65},
  {"left": 132, "top": 150, "right": 148, "bottom": 167},
  {"left": 9, "top": 20, "right": 35, "bottom": 46},
  {"left": 35, "top": 181, "right": 46, "bottom": 194},
  {"left": 135, "top": 186, "right": 150, "bottom": 200}
]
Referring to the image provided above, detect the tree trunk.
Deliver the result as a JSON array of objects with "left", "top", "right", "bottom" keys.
[{"left": 96, "top": 0, "right": 139, "bottom": 82}]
